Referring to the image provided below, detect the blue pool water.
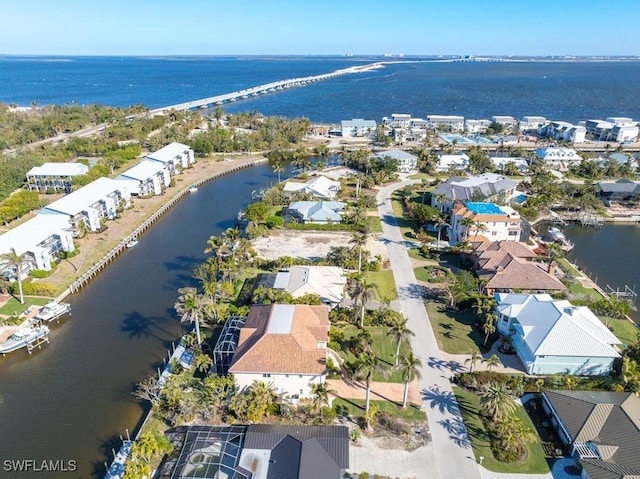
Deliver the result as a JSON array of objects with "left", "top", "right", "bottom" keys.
[
  {"left": 440, "top": 133, "right": 494, "bottom": 144},
  {"left": 513, "top": 194, "right": 528, "bottom": 204},
  {"left": 466, "top": 202, "right": 506, "bottom": 215}
]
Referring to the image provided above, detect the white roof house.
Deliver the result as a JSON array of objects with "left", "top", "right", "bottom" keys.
[
  {"left": 286, "top": 201, "right": 346, "bottom": 224},
  {"left": 535, "top": 147, "right": 583, "bottom": 171},
  {"left": 340, "top": 119, "right": 376, "bottom": 138},
  {"left": 489, "top": 156, "right": 529, "bottom": 174},
  {"left": 146, "top": 142, "right": 195, "bottom": 173},
  {"left": 521, "top": 116, "right": 548, "bottom": 131},
  {"left": 40, "top": 177, "right": 131, "bottom": 232},
  {"left": 25, "top": 162, "right": 89, "bottom": 193},
  {"left": 0, "top": 214, "right": 75, "bottom": 271},
  {"left": 283, "top": 175, "right": 341, "bottom": 200},
  {"left": 273, "top": 266, "right": 347, "bottom": 307},
  {"left": 465, "top": 119, "right": 492, "bottom": 133},
  {"left": 495, "top": 293, "right": 621, "bottom": 375},
  {"left": 436, "top": 152, "right": 470, "bottom": 172},
  {"left": 427, "top": 115, "right": 465, "bottom": 132},
  {"left": 373, "top": 149, "right": 418, "bottom": 173},
  {"left": 116, "top": 159, "right": 170, "bottom": 196},
  {"left": 491, "top": 115, "right": 517, "bottom": 126}
]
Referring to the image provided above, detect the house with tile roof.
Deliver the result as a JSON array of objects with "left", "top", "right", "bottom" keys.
[
  {"left": 450, "top": 202, "right": 521, "bottom": 243},
  {"left": 286, "top": 201, "right": 346, "bottom": 224},
  {"left": 471, "top": 241, "right": 565, "bottom": 294},
  {"left": 494, "top": 294, "right": 621, "bottom": 375},
  {"left": 432, "top": 173, "right": 518, "bottom": 213},
  {"left": 542, "top": 390, "right": 640, "bottom": 479},
  {"left": 227, "top": 304, "right": 330, "bottom": 399},
  {"left": 283, "top": 175, "right": 341, "bottom": 200}
]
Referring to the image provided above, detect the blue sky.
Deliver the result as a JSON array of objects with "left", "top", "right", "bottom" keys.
[{"left": 3, "top": 0, "right": 639, "bottom": 56}]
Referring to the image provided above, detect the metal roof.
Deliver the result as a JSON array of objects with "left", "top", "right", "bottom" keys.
[
  {"left": 26, "top": 162, "right": 88, "bottom": 177},
  {"left": 117, "top": 158, "right": 165, "bottom": 181},
  {"left": 42, "top": 177, "right": 126, "bottom": 216},
  {"left": 146, "top": 142, "right": 191, "bottom": 163},
  {"left": 0, "top": 214, "right": 71, "bottom": 256}
]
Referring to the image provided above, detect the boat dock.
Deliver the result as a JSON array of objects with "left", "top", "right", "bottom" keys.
[{"left": 104, "top": 435, "right": 133, "bottom": 479}]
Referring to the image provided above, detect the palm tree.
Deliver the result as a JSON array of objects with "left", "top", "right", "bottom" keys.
[
  {"left": 0, "top": 248, "right": 29, "bottom": 304},
  {"left": 459, "top": 217, "right": 476, "bottom": 242},
  {"left": 473, "top": 222, "right": 489, "bottom": 242},
  {"left": 349, "top": 278, "right": 377, "bottom": 328},
  {"left": 433, "top": 215, "right": 450, "bottom": 248},
  {"left": 272, "top": 160, "right": 285, "bottom": 183},
  {"left": 483, "top": 354, "right": 501, "bottom": 372},
  {"left": 397, "top": 351, "right": 422, "bottom": 408},
  {"left": 483, "top": 315, "right": 497, "bottom": 347},
  {"left": 174, "top": 287, "right": 209, "bottom": 347},
  {"left": 350, "top": 232, "right": 368, "bottom": 273},
  {"left": 352, "top": 351, "right": 387, "bottom": 413},
  {"left": 195, "top": 352, "right": 213, "bottom": 373},
  {"left": 355, "top": 328, "right": 373, "bottom": 353},
  {"left": 479, "top": 382, "right": 517, "bottom": 421},
  {"left": 309, "top": 382, "right": 335, "bottom": 419},
  {"left": 465, "top": 350, "right": 482, "bottom": 373},
  {"left": 387, "top": 316, "right": 414, "bottom": 366}
]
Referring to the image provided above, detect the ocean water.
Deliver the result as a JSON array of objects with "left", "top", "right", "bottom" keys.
[{"left": 2, "top": 56, "right": 640, "bottom": 123}]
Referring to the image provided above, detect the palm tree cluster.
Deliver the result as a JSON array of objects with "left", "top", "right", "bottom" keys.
[{"left": 479, "top": 381, "right": 535, "bottom": 463}]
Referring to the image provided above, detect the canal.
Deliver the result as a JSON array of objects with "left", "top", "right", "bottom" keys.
[
  {"left": 564, "top": 222, "right": 640, "bottom": 324},
  {"left": 0, "top": 162, "right": 278, "bottom": 478}
]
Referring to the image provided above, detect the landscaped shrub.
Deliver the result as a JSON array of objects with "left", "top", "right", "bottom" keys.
[
  {"left": 9, "top": 282, "right": 57, "bottom": 297},
  {"left": 30, "top": 269, "right": 53, "bottom": 279}
]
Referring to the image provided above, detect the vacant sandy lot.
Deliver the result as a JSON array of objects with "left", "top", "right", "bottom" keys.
[{"left": 252, "top": 229, "right": 389, "bottom": 262}]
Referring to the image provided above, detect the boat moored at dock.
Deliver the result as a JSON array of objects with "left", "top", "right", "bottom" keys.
[
  {"left": 34, "top": 301, "right": 71, "bottom": 323},
  {"left": 541, "top": 227, "right": 574, "bottom": 251},
  {"left": 0, "top": 325, "right": 50, "bottom": 355}
]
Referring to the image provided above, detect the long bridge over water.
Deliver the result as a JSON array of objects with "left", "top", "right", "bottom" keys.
[{"left": 147, "top": 62, "right": 385, "bottom": 114}]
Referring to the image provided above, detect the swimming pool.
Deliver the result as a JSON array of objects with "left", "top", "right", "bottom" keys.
[
  {"left": 466, "top": 202, "right": 506, "bottom": 215},
  {"left": 513, "top": 194, "right": 528, "bottom": 204},
  {"left": 439, "top": 134, "right": 494, "bottom": 145}
]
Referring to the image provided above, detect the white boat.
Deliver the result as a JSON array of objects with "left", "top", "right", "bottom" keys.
[
  {"left": 0, "top": 325, "right": 49, "bottom": 355},
  {"left": 126, "top": 238, "right": 139, "bottom": 248},
  {"left": 543, "top": 227, "right": 574, "bottom": 251},
  {"left": 34, "top": 301, "right": 71, "bottom": 322},
  {"left": 189, "top": 186, "right": 198, "bottom": 193}
]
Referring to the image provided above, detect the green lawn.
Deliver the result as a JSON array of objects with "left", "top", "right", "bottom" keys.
[
  {"left": 426, "top": 302, "right": 483, "bottom": 354},
  {"left": 604, "top": 317, "right": 640, "bottom": 346},
  {"left": 365, "top": 215, "right": 383, "bottom": 233},
  {"left": 0, "top": 296, "right": 52, "bottom": 317},
  {"left": 408, "top": 172, "right": 433, "bottom": 181},
  {"left": 339, "top": 326, "right": 410, "bottom": 382},
  {"left": 453, "top": 386, "right": 549, "bottom": 474},
  {"left": 390, "top": 195, "right": 417, "bottom": 240},
  {"left": 332, "top": 398, "right": 426, "bottom": 421},
  {"left": 363, "top": 270, "right": 398, "bottom": 302}
]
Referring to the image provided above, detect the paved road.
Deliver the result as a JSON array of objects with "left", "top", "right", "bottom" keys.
[{"left": 376, "top": 180, "right": 481, "bottom": 479}]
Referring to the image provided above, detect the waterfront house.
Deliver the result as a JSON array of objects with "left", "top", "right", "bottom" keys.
[
  {"left": 25, "top": 162, "right": 89, "bottom": 193},
  {"left": 171, "top": 424, "right": 349, "bottom": 479},
  {"left": 116, "top": 159, "right": 170, "bottom": 196},
  {"left": 495, "top": 293, "right": 620, "bottom": 375},
  {"left": 427, "top": 115, "right": 465, "bottom": 132},
  {"left": 382, "top": 113, "right": 412, "bottom": 129},
  {"left": 472, "top": 241, "right": 565, "bottom": 294},
  {"left": 286, "top": 201, "right": 346, "bottom": 224},
  {"left": 436, "top": 152, "right": 470, "bottom": 172},
  {"left": 540, "top": 121, "right": 586, "bottom": 144},
  {"left": 520, "top": 116, "right": 548, "bottom": 132},
  {"left": 373, "top": 148, "right": 418, "bottom": 173},
  {"left": 450, "top": 202, "right": 521, "bottom": 243},
  {"left": 491, "top": 115, "right": 517, "bottom": 128},
  {"left": 0, "top": 214, "right": 75, "bottom": 272},
  {"left": 340, "top": 119, "right": 376, "bottom": 138},
  {"left": 586, "top": 117, "right": 638, "bottom": 143},
  {"left": 596, "top": 178, "right": 640, "bottom": 202},
  {"left": 542, "top": 390, "right": 640, "bottom": 479},
  {"left": 273, "top": 266, "right": 346, "bottom": 307},
  {"left": 226, "top": 304, "right": 330, "bottom": 399},
  {"left": 465, "top": 119, "right": 492, "bottom": 133},
  {"left": 535, "top": 147, "right": 583, "bottom": 171},
  {"left": 146, "top": 142, "right": 195, "bottom": 175},
  {"left": 39, "top": 177, "right": 131, "bottom": 233},
  {"left": 283, "top": 175, "right": 341, "bottom": 200},
  {"left": 432, "top": 172, "right": 518, "bottom": 213}
]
